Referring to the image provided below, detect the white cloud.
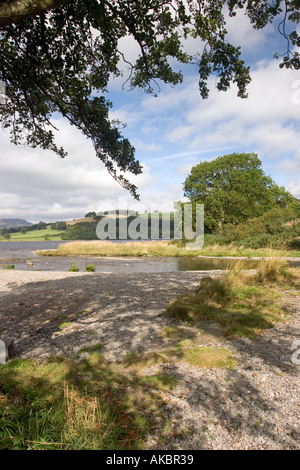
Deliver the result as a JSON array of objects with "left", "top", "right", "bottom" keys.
[
  {"left": 286, "top": 178, "right": 300, "bottom": 198},
  {"left": 109, "top": 105, "right": 141, "bottom": 126},
  {"left": 278, "top": 157, "right": 300, "bottom": 174},
  {"left": 145, "top": 59, "right": 300, "bottom": 164},
  {"left": 225, "top": 7, "right": 270, "bottom": 51},
  {"left": 0, "top": 119, "right": 155, "bottom": 222},
  {"left": 132, "top": 138, "right": 163, "bottom": 153},
  {"left": 177, "top": 162, "right": 196, "bottom": 175}
]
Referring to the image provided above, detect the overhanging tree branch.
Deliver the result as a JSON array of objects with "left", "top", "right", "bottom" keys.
[
  {"left": 0, "top": 0, "right": 71, "bottom": 26},
  {"left": 0, "top": 1, "right": 299, "bottom": 200}
]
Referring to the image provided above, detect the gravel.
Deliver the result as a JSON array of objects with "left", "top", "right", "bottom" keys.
[
  {"left": 0, "top": 270, "right": 208, "bottom": 360},
  {"left": 143, "top": 290, "right": 300, "bottom": 450},
  {"left": 0, "top": 269, "right": 299, "bottom": 450}
]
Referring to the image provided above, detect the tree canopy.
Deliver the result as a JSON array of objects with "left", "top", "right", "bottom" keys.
[
  {"left": 183, "top": 153, "right": 295, "bottom": 232},
  {"left": 0, "top": 1, "right": 299, "bottom": 198}
]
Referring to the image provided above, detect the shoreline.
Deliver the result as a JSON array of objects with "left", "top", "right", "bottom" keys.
[{"left": 35, "top": 250, "right": 300, "bottom": 261}]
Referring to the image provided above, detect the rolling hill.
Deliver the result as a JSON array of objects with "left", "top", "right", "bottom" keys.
[{"left": 0, "top": 218, "right": 32, "bottom": 228}]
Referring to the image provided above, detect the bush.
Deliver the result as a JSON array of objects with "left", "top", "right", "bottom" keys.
[
  {"left": 202, "top": 206, "right": 300, "bottom": 249},
  {"left": 242, "top": 233, "right": 276, "bottom": 249}
]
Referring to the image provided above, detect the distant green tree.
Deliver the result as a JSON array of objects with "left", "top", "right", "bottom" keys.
[
  {"left": 36, "top": 221, "right": 47, "bottom": 230},
  {"left": 183, "top": 153, "right": 295, "bottom": 233},
  {"left": 85, "top": 212, "right": 96, "bottom": 219},
  {"left": 56, "top": 221, "right": 67, "bottom": 230},
  {"left": 61, "top": 221, "right": 98, "bottom": 240},
  {"left": 51, "top": 221, "right": 67, "bottom": 230},
  {"left": 3, "top": 232, "right": 11, "bottom": 240}
]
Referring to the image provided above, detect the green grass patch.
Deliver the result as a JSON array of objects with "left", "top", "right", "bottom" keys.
[
  {"left": 122, "top": 345, "right": 236, "bottom": 371},
  {"left": 0, "top": 355, "right": 177, "bottom": 450},
  {"left": 59, "top": 322, "right": 72, "bottom": 331},
  {"left": 0, "top": 229, "right": 65, "bottom": 242},
  {"left": 159, "top": 326, "right": 198, "bottom": 343},
  {"left": 172, "top": 345, "right": 237, "bottom": 369},
  {"left": 78, "top": 344, "right": 103, "bottom": 354}
]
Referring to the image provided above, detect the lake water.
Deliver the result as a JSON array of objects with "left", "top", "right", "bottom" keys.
[{"left": 0, "top": 241, "right": 299, "bottom": 273}]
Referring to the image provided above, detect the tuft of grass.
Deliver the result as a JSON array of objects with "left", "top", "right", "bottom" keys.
[
  {"left": 85, "top": 264, "right": 96, "bottom": 272},
  {"left": 165, "top": 255, "right": 296, "bottom": 338},
  {"left": 63, "top": 385, "right": 115, "bottom": 450},
  {"left": 254, "top": 250, "right": 295, "bottom": 283},
  {"left": 68, "top": 262, "right": 80, "bottom": 272},
  {"left": 122, "top": 351, "right": 170, "bottom": 372},
  {"left": 159, "top": 326, "right": 197, "bottom": 342}
]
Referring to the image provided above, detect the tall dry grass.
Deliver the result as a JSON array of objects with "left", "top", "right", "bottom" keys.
[
  {"left": 38, "top": 240, "right": 186, "bottom": 257},
  {"left": 63, "top": 385, "right": 115, "bottom": 449},
  {"left": 36, "top": 240, "right": 297, "bottom": 259},
  {"left": 253, "top": 246, "right": 294, "bottom": 282},
  {"left": 165, "top": 247, "right": 295, "bottom": 337}
]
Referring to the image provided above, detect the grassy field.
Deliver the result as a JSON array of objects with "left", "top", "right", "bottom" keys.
[
  {"left": 36, "top": 240, "right": 300, "bottom": 258},
  {"left": 0, "top": 229, "right": 65, "bottom": 241}
]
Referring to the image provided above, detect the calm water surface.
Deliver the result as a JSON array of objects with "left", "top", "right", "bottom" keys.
[{"left": 0, "top": 241, "right": 299, "bottom": 272}]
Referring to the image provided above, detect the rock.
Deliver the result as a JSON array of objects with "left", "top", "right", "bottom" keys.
[{"left": 0, "top": 337, "right": 14, "bottom": 362}]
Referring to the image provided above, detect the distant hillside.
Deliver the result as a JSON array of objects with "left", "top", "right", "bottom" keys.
[
  {"left": 0, "top": 218, "right": 33, "bottom": 228},
  {"left": 66, "top": 217, "right": 95, "bottom": 226}
]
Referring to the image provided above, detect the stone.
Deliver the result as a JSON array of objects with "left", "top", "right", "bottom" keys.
[{"left": 0, "top": 338, "right": 14, "bottom": 363}]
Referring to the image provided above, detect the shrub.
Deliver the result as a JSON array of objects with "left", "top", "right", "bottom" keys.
[{"left": 207, "top": 207, "right": 300, "bottom": 248}]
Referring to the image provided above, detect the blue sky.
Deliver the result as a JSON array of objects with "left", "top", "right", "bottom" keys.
[{"left": 0, "top": 8, "right": 299, "bottom": 222}]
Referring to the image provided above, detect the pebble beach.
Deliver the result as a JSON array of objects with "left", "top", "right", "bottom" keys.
[{"left": 0, "top": 269, "right": 299, "bottom": 450}]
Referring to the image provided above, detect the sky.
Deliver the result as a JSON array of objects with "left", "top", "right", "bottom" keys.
[{"left": 0, "top": 8, "right": 299, "bottom": 223}]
